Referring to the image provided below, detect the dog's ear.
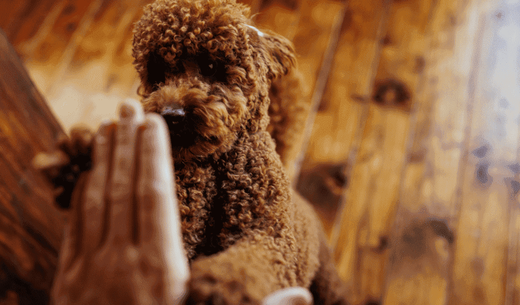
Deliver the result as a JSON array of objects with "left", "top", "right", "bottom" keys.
[{"left": 249, "top": 26, "right": 296, "bottom": 80}]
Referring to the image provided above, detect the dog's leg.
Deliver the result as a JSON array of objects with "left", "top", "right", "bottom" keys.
[
  {"left": 33, "top": 127, "right": 94, "bottom": 208},
  {"left": 187, "top": 238, "right": 296, "bottom": 305},
  {"left": 186, "top": 194, "right": 322, "bottom": 305}
]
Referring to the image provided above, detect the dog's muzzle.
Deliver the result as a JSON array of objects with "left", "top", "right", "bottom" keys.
[{"left": 161, "top": 105, "right": 186, "bottom": 125}]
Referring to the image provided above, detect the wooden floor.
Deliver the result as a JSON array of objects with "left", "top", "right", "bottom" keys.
[{"left": 2, "top": 0, "right": 520, "bottom": 304}]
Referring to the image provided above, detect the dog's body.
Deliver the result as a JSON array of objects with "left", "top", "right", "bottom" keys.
[{"left": 130, "top": 0, "right": 347, "bottom": 304}]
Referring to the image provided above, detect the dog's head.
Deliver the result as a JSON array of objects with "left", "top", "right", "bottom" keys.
[{"left": 132, "top": 0, "right": 295, "bottom": 161}]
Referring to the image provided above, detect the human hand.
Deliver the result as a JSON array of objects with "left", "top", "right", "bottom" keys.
[{"left": 51, "top": 99, "right": 189, "bottom": 305}]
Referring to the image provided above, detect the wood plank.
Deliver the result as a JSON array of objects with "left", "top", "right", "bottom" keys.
[
  {"left": 0, "top": 29, "right": 65, "bottom": 304},
  {"left": 102, "top": 0, "right": 155, "bottom": 98},
  {"left": 294, "top": 0, "right": 387, "bottom": 238},
  {"left": 0, "top": 0, "right": 29, "bottom": 33},
  {"left": 37, "top": 0, "right": 151, "bottom": 132},
  {"left": 255, "top": 0, "right": 302, "bottom": 40},
  {"left": 250, "top": 0, "right": 306, "bottom": 180},
  {"left": 328, "top": 0, "right": 434, "bottom": 303},
  {"left": 295, "top": 0, "right": 388, "bottom": 233},
  {"left": 507, "top": 126, "right": 520, "bottom": 305},
  {"left": 22, "top": 0, "right": 104, "bottom": 94},
  {"left": 451, "top": 2, "right": 520, "bottom": 304},
  {"left": 290, "top": 0, "right": 347, "bottom": 139},
  {"left": 263, "top": 0, "right": 345, "bottom": 183},
  {"left": 297, "top": 162, "right": 348, "bottom": 234},
  {"left": 380, "top": 0, "right": 487, "bottom": 304},
  {"left": 292, "top": 0, "right": 349, "bottom": 168},
  {"left": 0, "top": 0, "right": 58, "bottom": 49},
  {"left": 296, "top": 0, "right": 387, "bottom": 169},
  {"left": 507, "top": 39, "right": 520, "bottom": 300}
]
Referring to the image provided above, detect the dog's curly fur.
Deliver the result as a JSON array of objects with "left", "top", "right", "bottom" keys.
[
  {"left": 132, "top": 1, "right": 347, "bottom": 304},
  {"left": 267, "top": 69, "right": 308, "bottom": 178}
]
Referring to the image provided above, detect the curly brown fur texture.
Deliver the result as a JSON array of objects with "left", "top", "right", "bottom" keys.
[
  {"left": 132, "top": 1, "right": 347, "bottom": 304},
  {"left": 268, "top": 69, "right": 309, "bottom": 178}
]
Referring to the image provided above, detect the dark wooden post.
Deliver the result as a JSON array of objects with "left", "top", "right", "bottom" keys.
[{"left": 0, "top": 29, "right": 65, "bottom": 304}]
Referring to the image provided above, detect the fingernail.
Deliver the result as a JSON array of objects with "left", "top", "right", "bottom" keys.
[
  {"left": 120, "top": 103, "right": 135, "bottom": 119},
  {"left": 100, "top": 119, "right": 115, "bottom": 126},
  {"left": 98, "top": 121, "right": 115, "bottom": 133},
  {"left": 96, "top": 122, "right": 115, "bottom": 143}
]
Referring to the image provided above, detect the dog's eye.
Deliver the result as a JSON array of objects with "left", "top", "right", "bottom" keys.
[
  {"left": 199, "top": 58, "right": 218, "bottom": 77},
  {"left": 147, "top": 53, "right": 167, "bottom": 88}
]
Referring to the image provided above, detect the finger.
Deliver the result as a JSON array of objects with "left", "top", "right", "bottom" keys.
[
  {"left": 59, "top": 171, "right": 90, "bottom": 271},
  {"left": 137, "top": 114, "right": 175, "bottom": 244},
  {"left": 106, "top": 99, "right": 144, "bottom": 244},
  {"left": 81, "top": 122, "right": 115, "bottom": 253},
  {"left": 262, "top": 287, "right": 313, "bottom": 305},
  {"left": 137, "top": 114, "right": 189, "bottom": 299}
]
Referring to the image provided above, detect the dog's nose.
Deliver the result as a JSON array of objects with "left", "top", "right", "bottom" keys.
[{"left": 161, "top": 106, "right": 186, "bottom": 124}]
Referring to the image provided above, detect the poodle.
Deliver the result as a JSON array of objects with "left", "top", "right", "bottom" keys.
[
  {"left": 41, "top": 0, "right": 347, "bottom": 304},
  {"left": 131, "top": 1, "right": 346, "bottom": 304}
]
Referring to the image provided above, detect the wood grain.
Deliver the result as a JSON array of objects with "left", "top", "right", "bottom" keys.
[
  {"left": 238, "top": 0, "right": 262, "bottom": 14},
  {"left": 0, "top": 29, "right": 65, "bottom": 304},
  {"left": 451, "top": 1, "right": 520, "bottom": 304},
  {"left": 255, "top": 0, "right": 302, "bottom": 40},
  {"left": 279, "top": 0, "right": 349, "bottom": 201},
  {"left": 297, "top": 0, "right": 389, "bottom": 235},
  {"left": 381, "top": 0, "right": 486, "bottom": 304},
  {"left": 21, "top": 0, "right": 105, "bottom": 94},
  {"left": 292, "top": 0, "right": 348, "bottom": 170},
  {"left": 294, "top": 0, "right": 388, "bottom": 239},
  {"left": 329, "top": 0, "right": 434, "bottom": 303},
  {"left": 507, "top": 119, "right": 520, "bottom": 305},
  {"left": 0, "top": 0, "right": 58, "bottom": 49}
]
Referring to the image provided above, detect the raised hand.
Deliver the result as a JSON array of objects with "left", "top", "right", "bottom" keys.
[{"left": 51, "top": 99, "right": 189, "bottom": 305}]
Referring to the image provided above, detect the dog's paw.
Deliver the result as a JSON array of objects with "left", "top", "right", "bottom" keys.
[
  {"left": 186, "top": 271, "right": 259, "bottom": 305},
  {"left": 33, "top": 126, "right": 93, "bottom": 208}
]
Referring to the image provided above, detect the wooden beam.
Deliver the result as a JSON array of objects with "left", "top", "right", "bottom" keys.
[
  {"left": 24, "top": 0, "right": 153, "bottom": 132},
  {"left": 0, "top": 0, "right": 58, "bottom": 50},
  {"left": 0, "top": 29, "right": 65, "bottom": 304},
  {"left": 295, "top": 0, "right": 387, "bottom": 239},
  {"left": 451, "top": 1, "right": 520, "bottom": 304},
  {"left": 21, "top": 0, "right": 106, "bottom": 94},
  {"left": 381, "top": 0, "right": 487, "bottom": 304},
  {"left": 507, "top": 130, "right": 520, "bottom": 305},
  {"left": 329, "top": 0, "right": 436, "bottom": 303},
  {"left": 254, "top": 0, "right": 302, "bottom": 40}
]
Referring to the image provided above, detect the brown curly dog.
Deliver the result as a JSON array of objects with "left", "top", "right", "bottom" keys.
[{"left": 130, "top": 0, "right": 347, "bottom": 304}]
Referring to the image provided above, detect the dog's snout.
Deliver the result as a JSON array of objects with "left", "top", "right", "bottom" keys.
[{"left": 161, "top": 106, "right": 186, "bottom": 124}]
